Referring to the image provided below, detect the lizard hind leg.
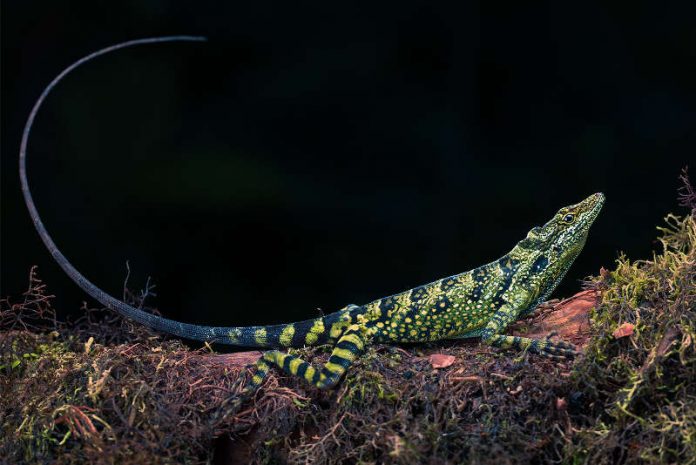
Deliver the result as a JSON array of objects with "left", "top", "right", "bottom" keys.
[{"left": 242, "top": 324, "right": 368, "bottom": 395}]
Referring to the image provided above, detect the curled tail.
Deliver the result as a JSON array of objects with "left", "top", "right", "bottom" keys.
[{"left": 19, "top": 35, "right": 362, "bottom": 347}]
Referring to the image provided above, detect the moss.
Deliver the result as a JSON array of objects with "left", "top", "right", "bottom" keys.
[
  {"left": 568, "top": 187, "right": 696, "bottom": 465},
  {"left": 2, "top": 172, "right": 694, "bottom": 464}
]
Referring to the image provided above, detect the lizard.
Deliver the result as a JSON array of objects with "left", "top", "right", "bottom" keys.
[{"left": 19, "top": 36, "right": 604, "bottom": 396}]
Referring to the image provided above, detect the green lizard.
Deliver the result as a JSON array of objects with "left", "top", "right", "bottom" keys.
[{"left": 19, "top": 36, "right": 604, "bottom": 395}]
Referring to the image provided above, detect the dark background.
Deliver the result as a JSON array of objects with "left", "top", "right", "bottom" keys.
[{"left": 2, "top": 2, "right": 694, "bottom": 331}]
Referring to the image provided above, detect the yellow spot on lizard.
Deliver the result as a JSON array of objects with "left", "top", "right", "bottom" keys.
[
  {"left": 254, "top": 327, "right": 267, "bottom": 345},
  {"left": 279, "top": 325, "right": 295, "bottom": 346},
  {"left": 305, "top": 319, "right": 325, "bottom": 345}
]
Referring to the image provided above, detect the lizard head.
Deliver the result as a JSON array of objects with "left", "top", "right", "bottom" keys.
[{"left": 517, "top": 192, "right": 605, "bottom": 271}]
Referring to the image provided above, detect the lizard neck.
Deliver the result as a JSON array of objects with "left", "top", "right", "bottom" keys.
[{"left": 508, "top": 236, "right": 585, "bottom": 314}]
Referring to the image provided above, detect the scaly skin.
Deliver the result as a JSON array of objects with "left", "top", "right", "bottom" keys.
[
  {"left": 19, "top": 37, "right": 604, "bottom": 398},
  {"left": 241, "top": 192, "right": 604, "bottom": 392}
]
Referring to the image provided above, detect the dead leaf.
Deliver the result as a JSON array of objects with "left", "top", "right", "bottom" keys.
[
  {"left": 612, "top": 323, "right": 635, "bottom": 339},
  {"left": 429, "top": 354, "right": 456, "bottom": 369}
]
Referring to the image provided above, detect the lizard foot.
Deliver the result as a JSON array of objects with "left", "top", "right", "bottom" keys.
[{"left": 534, "top": 335, "right": 578, "bottom": 360}]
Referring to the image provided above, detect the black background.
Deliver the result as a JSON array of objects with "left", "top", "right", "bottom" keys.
[{"left": 2, "top": 2, "right": 694, "bottom": 330}]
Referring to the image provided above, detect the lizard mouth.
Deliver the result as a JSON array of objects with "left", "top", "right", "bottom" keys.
[
  {"left": 581, "top": 192, "right": 605, "bottom": 227},
  {"left": 592, "top": 192, "right": 605, "bottom": 211}
]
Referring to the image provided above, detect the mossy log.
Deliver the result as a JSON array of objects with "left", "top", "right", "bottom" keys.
[{"left": 2, "top": 179, "right": 693, "bottom": 464}]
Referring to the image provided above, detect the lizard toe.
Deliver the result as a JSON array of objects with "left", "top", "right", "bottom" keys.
[{"left": 540, "top": 339, "right": 578, "bottom": 358}]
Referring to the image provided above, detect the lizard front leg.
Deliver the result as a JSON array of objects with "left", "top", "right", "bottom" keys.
[
  {"left": 243, "top": 323, "right": 369, "bottom": 394},
  {"left": 481, "top": 293, "right": 577, "bottom": 359}
]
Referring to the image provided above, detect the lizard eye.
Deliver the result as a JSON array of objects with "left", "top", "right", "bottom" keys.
[{"left": 562, "top": 213, "right": 575, "bottom": 223}]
